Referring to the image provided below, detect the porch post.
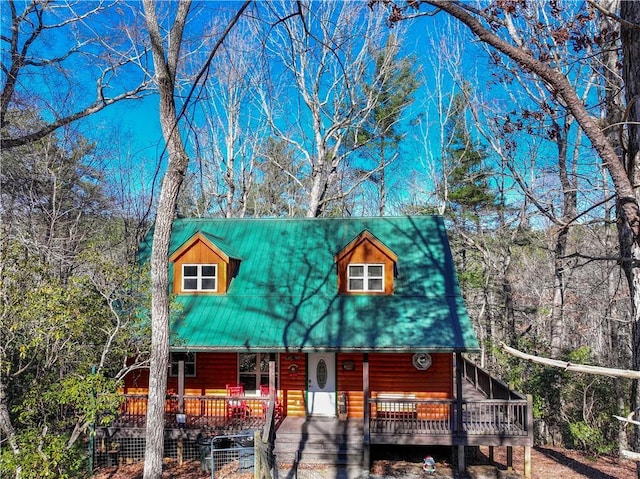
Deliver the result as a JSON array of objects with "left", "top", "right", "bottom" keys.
[
  {"left": 177, "top": 360, "right": 185, "bottom": 466},
  {"left": 178, "top": 360, "right": 185, "bottom": 412},
  {"left": 455, "top": 352, "right": 465, "bottom": 472},
  {"left": 363, "top": 353, "right": 370, "bottom": 470},
  {"left": 269, "top": 353, "right": 276, "bottom": 402}
]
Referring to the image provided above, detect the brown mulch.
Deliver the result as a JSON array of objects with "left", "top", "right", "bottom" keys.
[
  {"left": 480, "top": 445, "right": 636, "bottom": 479},
  {"left": 93, "top": 447, "right": 638, "bottom": 479}
]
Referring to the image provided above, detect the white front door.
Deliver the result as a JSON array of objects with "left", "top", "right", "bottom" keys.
[{"left": 307, "top": 353, "right": 336, "bottom": 416}]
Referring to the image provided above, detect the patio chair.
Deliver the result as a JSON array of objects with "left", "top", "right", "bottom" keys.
[{"left": 226, "top": 384, "right": 249, "bottom": 419}]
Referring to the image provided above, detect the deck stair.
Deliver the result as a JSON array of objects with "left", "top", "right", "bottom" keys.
[{"left": 273, "top": 417, "right": 364, "bottom": 468}]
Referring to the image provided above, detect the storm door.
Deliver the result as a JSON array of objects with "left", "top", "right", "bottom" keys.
[{"left": 306, "top": 353, "right": 336, "bottom": 416}]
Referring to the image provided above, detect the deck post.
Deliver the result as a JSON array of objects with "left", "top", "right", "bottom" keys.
[
  {"left": 488, "top": 446, "right": 494, "bottom": 462},
  {"left": 177, "top": 360, "right": 185, "bottom": 465},
  {"left": 363, "top": 353, "right": 370, "bottom": 470},
  {"left": 455, "top": 352, "right": 463, "bottom": 435},
  {"left": 455, "top": 353, "right": 465, "bottom": 474},
  {"left": 524, "top": 446, "right": 531, "bottom": 479},
  {"left": 457, "top": 446, "right": 465, "bottom": 472},
  {"left": 507, "top": 446, "right": 513, "bottom": 471}
]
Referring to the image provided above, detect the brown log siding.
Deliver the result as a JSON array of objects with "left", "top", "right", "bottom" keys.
[
  {"left": 337, "top": 353, "right": 452, "bottom": 418},
  {"left": 171, "top": 237, "right": 231, "bottom": 294},
  {"left": 280, "top": 354, "right": 307, "bottom": 417},
  {"left": 122, "top": 352, "right": 453, "bottom": 420},
  {"left": 336, "top": 239, "right": 395, "bottom": 294}
]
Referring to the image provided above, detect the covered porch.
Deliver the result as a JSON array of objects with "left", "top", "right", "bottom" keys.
[{"left": 108, "top": 355, "right": 533, "bottom": 477}]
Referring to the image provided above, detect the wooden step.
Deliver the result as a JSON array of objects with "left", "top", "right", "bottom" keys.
[{"left": 274, "top": 417, "right": 364, "bottom": 467}]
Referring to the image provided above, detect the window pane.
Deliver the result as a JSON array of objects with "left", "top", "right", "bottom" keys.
[
  {"left": 368, "top": 265, "right": 383, "bottom": 277},
  {"left": 184, "top": 265, "right": 198, "bottom": 277},
  {"left": 349, "top": 265, "right": 364, "bottom": 277},
  {"left": 202, "top": 265, "right": 216, "bottom": 276},
  {"left": 368, "top": 278, "right": 383, "bottom": 291},
  {"left": 201, "top": 278, "right": 216, "bottom": 290},
  {"left": 349, "top": 278, "right": 364, "bottom": 290},
  {"left": 260, "top": 354, "right": 270, "bottom": 372},
  {"left": 239, "top": 375, "right": 257, "bottom": 392},
  {"left": 183, "top": 278, "right": 197, "bottom": 290},
  {"left": 239, "top": 353, "right": 257, "bottom": 373},
  {"left": 170, "top": 352, "right": 196, "bottom": 377}
]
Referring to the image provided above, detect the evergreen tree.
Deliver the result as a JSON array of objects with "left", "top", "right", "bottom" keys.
[
  {"left": 357, "top": 34, "right": 419, "bottom": 215},
  {"left": 440, "top": 90, "right": 497, "bottom": 229}
]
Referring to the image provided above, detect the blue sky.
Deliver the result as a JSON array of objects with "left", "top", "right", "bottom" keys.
[{"left": 8, "top": 0, "right": 606, "bottom": 222}]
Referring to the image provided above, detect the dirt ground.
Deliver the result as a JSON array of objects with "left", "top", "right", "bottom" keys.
[
  {"left": 93, "top": 446, "right": 637, "bottom": 479},
  {"left": 478, "top": 445, "right": 635, "bottom": 479}
]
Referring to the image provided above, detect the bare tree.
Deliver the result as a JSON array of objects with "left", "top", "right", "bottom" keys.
[
  {"left": 185, "top": 19, "right": 267, "bottom": 218},
  {"left": 375, "top": 0, "right": 640, "bottom": 470},
  {"left": 0, "top": 0, "right": 150, "bottom": 150},
  {"left": 140, "top": 2, "right": 250, "bottom": 476},
  {"left": 258, "top": 0, "right": 412, "bottom": 217}
]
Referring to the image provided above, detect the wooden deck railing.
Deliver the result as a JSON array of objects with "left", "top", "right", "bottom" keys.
[
  {"left": 116, "top": 394, "right": 272, "bottom": 431},
  {"left": 461, "top": 356, "right": 525, "bottom": 400},
  {"left": 368, "top": 396, "right": 532, "bottom": 440}
]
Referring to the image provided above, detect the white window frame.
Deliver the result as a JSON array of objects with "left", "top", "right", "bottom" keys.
[
  {"left": 182, "top": 264, "right": 217, "bottom": 292},
  {"left": 347, "top": 263, "right": 385, "bottom": 292},
  {"left": 238, "top": 353, "right": 278, "bottom": 394}
]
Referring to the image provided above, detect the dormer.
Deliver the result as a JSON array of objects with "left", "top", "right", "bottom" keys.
[
  {"left": 334, "top": 230, "right": 397, "bottom": 295},
  {"left": 169, "top": 232, "right": 240, "bottom": 294}
]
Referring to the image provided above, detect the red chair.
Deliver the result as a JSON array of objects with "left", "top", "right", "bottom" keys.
[
  {"left": 226, "top": 384, "right": 248, "bottom": 419},
  {"left": 260, "top": 385, "right": 283, "bottom": 418}
]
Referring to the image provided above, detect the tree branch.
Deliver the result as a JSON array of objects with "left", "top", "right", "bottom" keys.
[{"left": 500, "top": 341, "right": 640, "bottom": 379}]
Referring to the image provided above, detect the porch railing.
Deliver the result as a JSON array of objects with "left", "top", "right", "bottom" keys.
[
  {"left": 116, "top": 394, "right": 271, "bottom": 430},
  {"left": 367, "top": 396, "right": 532, "bottom": 438},
  {"left": 461, "top": 356, "right": 525, "bottom": 400}
]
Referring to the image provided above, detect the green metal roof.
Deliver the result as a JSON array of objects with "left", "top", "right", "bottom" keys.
[{"left": 139, "top": 216, "right": 479, "bottom": 353}]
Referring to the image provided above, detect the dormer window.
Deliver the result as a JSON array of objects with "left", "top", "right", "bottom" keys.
[
  {"left": 335, "top": 230, "right": 397, "bottom": 295},
  {"left": 183, "top": 264, "right": 217, "bottom": 292},
  {"left": 348, "top": 264, "right": 384, "bottom": 292},
  {"left": 169, "top": 231, "right": 241, "bottom": 295}
]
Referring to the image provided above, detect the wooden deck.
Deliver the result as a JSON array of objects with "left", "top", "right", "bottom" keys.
[{"left": 107, "top": 358, "right": 532, "bottom": 450}]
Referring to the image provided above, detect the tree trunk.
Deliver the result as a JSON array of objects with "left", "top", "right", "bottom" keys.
[
  {"left": 142, "top": 2, "right": 192, "bottom": 478},
  {"left": 620, "top": 2, "right": 640, "bottom": 474}
]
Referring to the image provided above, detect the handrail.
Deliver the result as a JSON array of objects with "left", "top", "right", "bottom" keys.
[
  {"left": 115, "top": 393, "right": 271, "bottom": 429},
  {"left": 367, "top": 396, "right": 531, "bottom": 439},
  {"left": 461, "top": 356, "right": 526, "bottom": 400}
]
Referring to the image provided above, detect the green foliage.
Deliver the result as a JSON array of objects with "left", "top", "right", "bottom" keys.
[
  {"left": 0, "top": 430, "right": 87, "bottom": 479},
  {"left": 0, "top": 118, "right": 150, "bottom": 476},
  {"left": 439, "top": 87, "right": 498, "bottom": 226},
  {"left": 456, "top": 263, "right": 485, "bottom": 289},
  {"left": 492, "top": 343, "right": 620, "bottom": 454},
  {"left": 567, "top": 422, "right": 612, "bottom": 455}
]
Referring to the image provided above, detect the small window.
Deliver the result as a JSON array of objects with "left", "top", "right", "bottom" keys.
[
  {"left": 182, "top": 264, "right": 217, "bottom": 292},
  {"left": 348, "top": 264, "right": 384, "bottom": 292},
  {"left": 170, "top": 352, "right": 196, "bottom": 377}
]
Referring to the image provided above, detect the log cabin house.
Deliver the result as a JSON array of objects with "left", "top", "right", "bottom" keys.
[{"left": 107, "top": 216, "right": 533, "bottom": 477}]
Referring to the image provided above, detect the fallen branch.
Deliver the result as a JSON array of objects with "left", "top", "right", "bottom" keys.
[
  {"left": 614, "top": 415, "right": 640, "bottom": 427},
  {"left": 499, "top": 342, "right": 640, "bottom": 379},
  {"left": 620, "top": 449, "right": 640, "bottom": 461}
]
